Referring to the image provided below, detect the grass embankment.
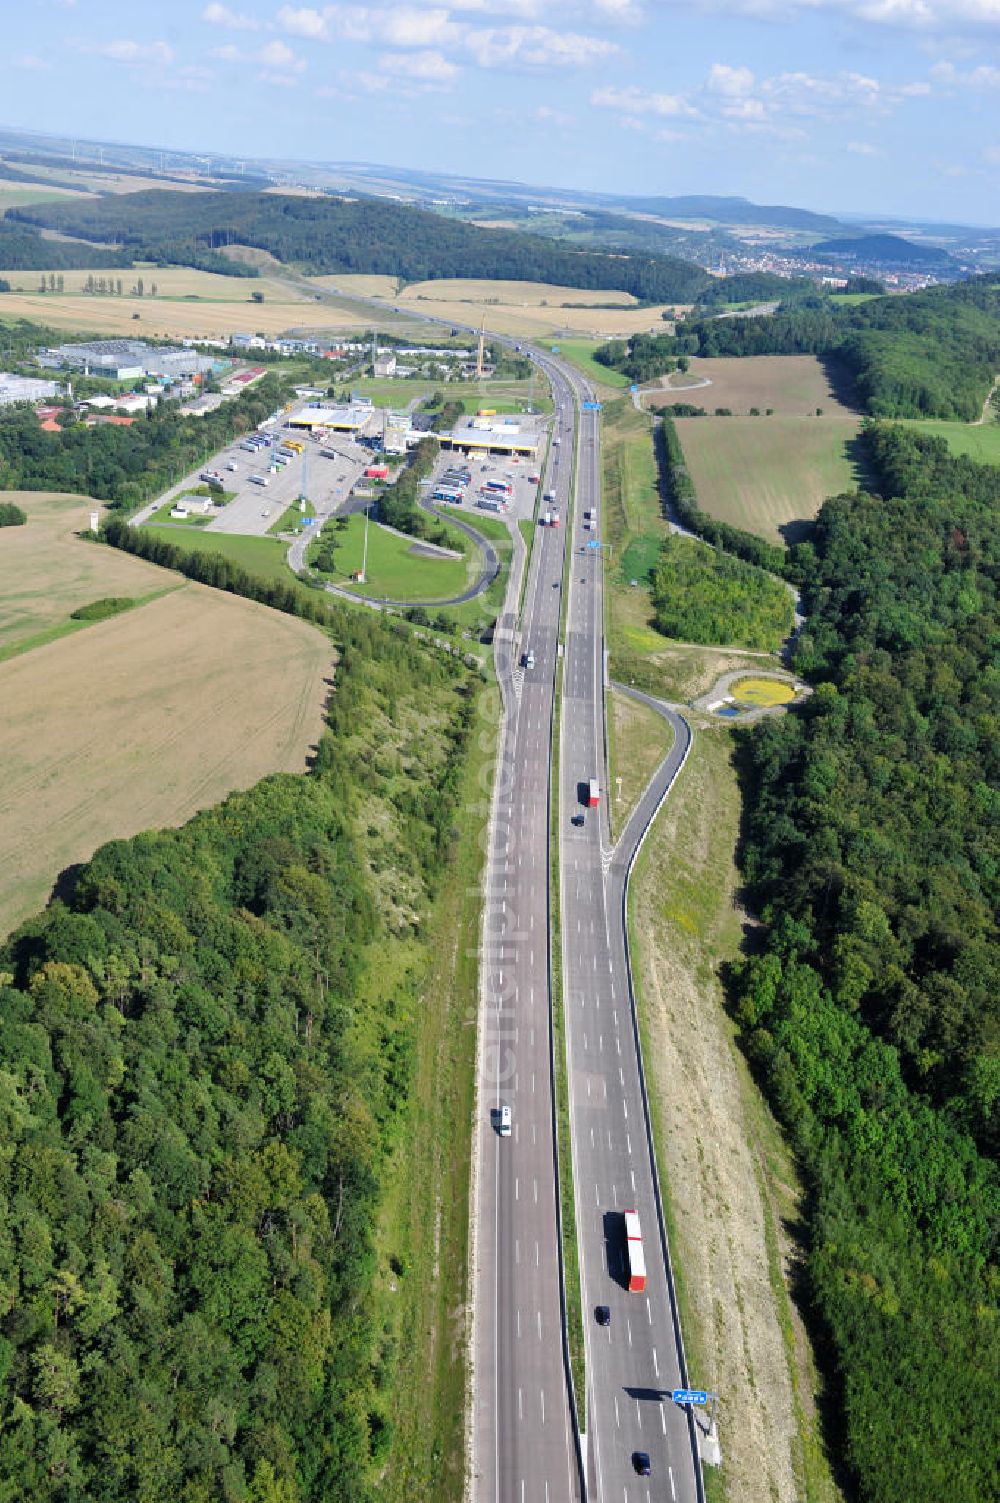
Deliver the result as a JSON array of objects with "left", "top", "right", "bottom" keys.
[
  {"left": 627, "top": 730, "right": 844, "bottom": 1503},
  {"left": 269, "top": 498, "right": 316, "bottom": 534},
  {"left": 139, "top": 524, "right": 301, "bottom": 585},
  {"left": 556, "top": 339, "right": 631, "bottom": 394},
  {"left": 311, "top": 513, "right": 471, "bottom": 600},
  {"left": 605, "top": 688, "right": 674, "bottom": 840},
  {"left": 377, "top": 676, "right": 498, "bottom": 1502}
]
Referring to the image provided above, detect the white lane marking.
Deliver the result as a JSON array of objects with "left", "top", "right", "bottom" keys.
[
  {"left": 518, "top": 1387, "right": 523, "bottom": 1421},
  {"left": 516, "top": 1239, "right": 521, "bottom": 1264},
  {"left": 540, "top": 1389, "right": 545, "bottom": 1425},
  {"left": 653, "top": 1347, "right": 659, "bottom": 1378},
  {"left": 595, "top": 1184, "right": 600, "bottom": 1206},
  {"left": 614, "top": 1394, "right": 620, "bottom": 1428},
  {"left": 646, "top": 1297, "right": 652, "bottom": 1325},
  {"left": 533, "top": 1178, "right": 538, "bottom": 1204},
  {"left": 627, "top": 1132, "right": 632, "bottom": 1156},
  {"left": 661, "top": 1407, "right": 667, "bottom": 1436},
  {"left": 537, "top": 1309, "right": 542, "bottom": 1339},
  {"left": 535, "top": 1241, "right": 539, "bottom": 1267},
  {"left": 631, "top": 1169, "right": 636, "bottom": 1193},
  {"left": 616, "top": 1036, "right": 621, "bottom": 1055},
  {"left": 517, "top": 1308, "right": 521, "bottom": 1338},
  {"left": 515, "top": 1178, "right": 519, "bottom": 1201},
  {"left": 669, "top": 1464, "right": 676, "bottom": 1498},
  {"left": 627, "top": 1318, "right": 632, "bottom": 1347},
  {"left": 636, "top": 1399, "right": 642, "bottom": 1428}
]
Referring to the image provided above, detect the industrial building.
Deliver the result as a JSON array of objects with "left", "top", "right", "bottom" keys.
[
  {"left": 38, "top": 339, "right": 215, "bottom": 380},
  {"left": 287, "top": 402, "right": 375, "bottom": 435},
  {"left": 0, "top": 374, "right": 59, "bottom": 407},
  {"left": 441, "top": 413, "right": 541, "bottom": 459}
]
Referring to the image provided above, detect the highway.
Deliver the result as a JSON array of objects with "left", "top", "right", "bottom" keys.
[
  {"left": 473, "top": 359, "right": 583, "bottom": 1503},
  {"left": 284, "top": 272, "right": 704, "bottom": 1501}
]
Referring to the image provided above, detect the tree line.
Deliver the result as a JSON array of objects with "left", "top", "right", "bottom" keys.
[
  {"left": 0, "top": 374, "right": 287, "bottom": 509},
  {"left": 10, "top": 189, "right": 715, "bottom": 302},
  {"left": 595, "top": 277, "right": 1000, "bottom": 421},
  {"left": 0, "top": 535, "right": 478, "bottom": 1500},
  {"left": 732, "top": 420, "right": 1000, "bottom": 1503}
]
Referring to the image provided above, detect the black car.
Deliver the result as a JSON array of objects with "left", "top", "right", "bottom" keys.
[
  {"left": 633, "top": 1451, "right": 651, "bottom": 1477},
  {"left": 595, "top": 1305, "right": 610, "bottom": 1326},
  {"left": 572, "top": 814, "right": 585, "bottom": 828}
]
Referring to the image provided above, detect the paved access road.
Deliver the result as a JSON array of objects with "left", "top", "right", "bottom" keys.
[
  {"left": 473, "top": 363, "right": 583, "bottom": 1503},
  {"left": 557, "top": 368, "right": 703, "bottom": 1503}
]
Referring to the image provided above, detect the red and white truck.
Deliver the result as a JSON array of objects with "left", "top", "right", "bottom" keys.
[
  {"left": 588, "top": 778, "right": 600, "bottom": 808},
  {"left": 624, "top": 1208, "right": 646, "bottom": 1292}
]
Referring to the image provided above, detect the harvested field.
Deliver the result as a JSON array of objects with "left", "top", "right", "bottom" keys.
[
  {"left": 631, "top": 730, "right": 843, "bottom": 1503},
  {"left": 377, "top": 280, "right": 674, "bottom": 339},
  {"left": 0, "top": 492, "right": 173, "bottom": 656},
  {"left": 676, "top": 416, "right": 861, "bottom": 544},
  {"left": 0, "top": 583, "right": 331, "bottom": 937},
  {"left": 402, "top": 278, "right": 641, "bottom": 308},
  {"left": 0, "top": 264, "right": 314, "bottom": 303},
  {"left": 0, "top": 291, "right": 372, "bottom": 339},
  {"left": 648, "top": 355, "right": 857, "bottom": 417},
  {"left": 310, "top": 273, "right": 401, "bottom": 299}
]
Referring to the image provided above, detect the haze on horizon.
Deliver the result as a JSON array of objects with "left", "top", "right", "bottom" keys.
[{"left": 4, "top": 0, "right": 999, "bottom": 223}]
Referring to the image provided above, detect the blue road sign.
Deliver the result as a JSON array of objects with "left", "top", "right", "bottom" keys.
[
  {"left": 672, "top": 1389, "right": 708, "bottom": 1407},
  {"left": 582, "top": 400, "right": 602, "bottom": 411},
  {"left": 587, "top": 539, "right": 601, "bottom": 550},
  {"left": 550, "top": 345, "right": 561, "bottom": 353},
  {"left": 630, "top": 384, "right": 639, "bottom": 393}
]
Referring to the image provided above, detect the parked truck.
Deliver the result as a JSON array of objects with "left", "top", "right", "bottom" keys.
[{"left": 588, "top": 778, "right": 600, "bottom": 807}]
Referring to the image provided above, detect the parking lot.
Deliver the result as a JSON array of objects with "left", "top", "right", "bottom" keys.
[
  {"left": 205, "top": 424, "right": 372, "bottom": 537},
  {"left": 425, "top": 446, "right": 549, "bottom": 527}
]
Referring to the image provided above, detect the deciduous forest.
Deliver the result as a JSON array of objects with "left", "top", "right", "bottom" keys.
[
  {"left": 735, "top": 421, "right": 1000, "bottom": 1503},
  {"left": 0, "top": 571, "right": 476, "bottom": 1502}
]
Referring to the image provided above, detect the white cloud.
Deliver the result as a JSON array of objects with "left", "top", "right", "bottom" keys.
[
  {"left": 706, "top": 62, "right": 755, "bottom": 95},
  {"left": 259, "top": 38, "right": 306, "bottom": 67},
  {"left": 202, "top": 2, "right": 260, "bottom": 28},
  {"left": 847, "top": 138, "right": 880, "bottom": 153},
  {"left": 276, "top": 4, "right": 616, "bottom": 69},
  {"left": 382, "top": 48, "right": 458, "bottom": 80},
  {"left": 85, "top": 39, "right": 175, "bottom": 65},
  {"left": 591, "top": 82, "right": 693, "bottom": 114},
  {"left": 931, "top": 60, "right": 1000, "bottom": 86},
  {"left": 666, "top": 0, "right": 1000, "bottom": 28}
]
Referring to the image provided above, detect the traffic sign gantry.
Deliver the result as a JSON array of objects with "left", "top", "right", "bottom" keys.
[
  {"left": 672, "top": 1388, "right": 709, "bottom": 1407},
  {"left": 582, "top": 400, "right": 602, "bottom": 411},
  {"left": 587, "top": 538, "right": 601, "bottom": 550}
]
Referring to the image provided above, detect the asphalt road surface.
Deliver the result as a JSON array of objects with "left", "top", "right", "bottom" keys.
[
  {"left": 558, "top": 364, "right": 702, "bottom": 1503},
  {"left": 473, "top": 364, "right": 583, "bottom": 1503}
]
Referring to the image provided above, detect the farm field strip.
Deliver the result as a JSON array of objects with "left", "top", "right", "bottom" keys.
[
  {"left": 675, "top": 415, "right": 861, "bottom": 544},
  {"left": 647, "top": 354, "right": 858, "bottom": 418},
  {"left": 0, "top": 292, "right": 372, "bottom": 338},
  {"left": 0, "top": 492, "right": 173, "bottom": 652},
  {"left": 903, "top": 417, "right": 1000, "bottom": 465},
  {"left": 0, "top": 265, "right": 315, "bottom": 302},
  {"left": 0, "top": 583, "right": 331, "bottom": 939}
]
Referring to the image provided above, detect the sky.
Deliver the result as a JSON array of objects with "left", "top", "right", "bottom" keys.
[{"left": 5, "top": 0, "right": 1000, "bottom": 222}]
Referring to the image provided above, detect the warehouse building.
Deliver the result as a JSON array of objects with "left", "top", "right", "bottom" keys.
[
  {"left": 39, "top": 339, "right": 214, "bottom": 380},
  {"left": 0, "top": 374, "right": 59, "bottom": 406},
  {"left": 441, "top": 413, "right": 541, "bottom": 459},
  {"left": 287, "top": 402, "right": 376, "bottom": 435}
]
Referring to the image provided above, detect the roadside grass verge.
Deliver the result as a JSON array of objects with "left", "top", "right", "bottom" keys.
[
  {"left": 605, "top": 687, "right": 674, "bottom": 841},
  {"left": 376, "top": 680, "right": 498, "bottom": 1503},
  {"left": 626, "top": 730, "right": 844, "bottom": 1503},
  {"left": 138, "top": 524, "right": 301, "bottom": 584},
  {"left": 557, "top": 339, "right": 631, "bottom": 394}
]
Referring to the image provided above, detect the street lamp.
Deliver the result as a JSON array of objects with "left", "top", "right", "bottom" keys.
[{"left": 358, "top": 503, "right": 370, "bottom": 584}]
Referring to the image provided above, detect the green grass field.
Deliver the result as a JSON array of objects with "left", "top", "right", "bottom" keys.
[
  {"left": 347, "top": 375, "right": 551, "bottom": 415},
  {"left": 313, "top": 513, "right": 474, "bottom": 601},
  {"left": 139, "top": 524, "right": 298, "bottom": 584},
  {"left": 556, "top": 339, "right": 631, "bottom": 391},
  {"left": 904, "top": 418, "right": 1000, "bottom": 465},
  {"left": 676, "top": 415, "right": 861, "bottom": 544}
]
